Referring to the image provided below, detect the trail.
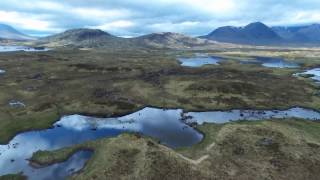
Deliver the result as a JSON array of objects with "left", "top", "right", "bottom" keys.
[
  {"left": 206, "top": 142, "right": 216, "bottom": 151},
  {"left": 161, "top": 141, "right": 216, "bottom": 165},
  {"left": 177, "top": 154, "right": 210, "bottom": 165}
]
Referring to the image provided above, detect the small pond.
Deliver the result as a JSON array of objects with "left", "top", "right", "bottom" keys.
[
  {"left": 0, "top": 46, "right": 49, "bottom": 52},
  {"left": 296, "top": 68, "right": 320, "bottom": 83},
  {"left": 1, "top": 107, "right": 320, "bottom": 179},
  {"left": 178, "top": 56, "right": 223, "bottom": 67},
  {"left": 241, "top": 57, "right": 300, "bottom": 68},
  {"left": 0, "top": 69, "right": 5, "bottom": 74},
  {"left": 178, "top": 54, "right": 300, "bottom": 68}
]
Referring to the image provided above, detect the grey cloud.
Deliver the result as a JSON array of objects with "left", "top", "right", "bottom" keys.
[{"left": 0, "top": 0, "right": 319, "bottom": 37}]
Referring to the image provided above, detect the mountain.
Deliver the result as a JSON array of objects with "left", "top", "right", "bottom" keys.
[
  {"left": 38, "top": 29, "right": 226, "bottom": 50},
  {"left": 38, "top": 28, "right": 129, "bottom": 48},
  {"left": 0, "top": 24, "right": 35, "bottom": 40},
  {"left": 132, "top": 32, "right": 217, "bottom": 49},
  {"left": 272, "top": 24, "right": 320, "bottom": 43},
  {"left": 201, "top": 22, "right": 283, "bottom": 45}
]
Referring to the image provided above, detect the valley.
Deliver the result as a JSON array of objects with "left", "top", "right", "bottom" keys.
[
  {"left": 0, "top": 20, "right": 320, "bottom": 180},
  {"left": 0, "top": 44, "right": 320, "bottom": 179}
]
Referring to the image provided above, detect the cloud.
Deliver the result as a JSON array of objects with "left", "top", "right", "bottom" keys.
[
  {"left": 0, "top": 0, "right": 319, "bottom": 37},
  {"left": 0, "top": 10, "right": 59, "bottom": 32}
]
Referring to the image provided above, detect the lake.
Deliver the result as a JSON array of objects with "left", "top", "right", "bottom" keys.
[
  {"left": 178, "top": 55, "right": 300, "bottom": 68},
  {"left": 0, "top": 46, "right": 49, "bottom": 52},
  {"left": 1, "top": 107, "right": 320, "bottom": 179},
  {"left": 296, "top": 68, "right": 320, "bottom": 83},
  {"left": 178, "top": 56, "right": 222, "bottom": 67},
  {"left": 242, "top": 57, "right": 300, "bottom": 68}
]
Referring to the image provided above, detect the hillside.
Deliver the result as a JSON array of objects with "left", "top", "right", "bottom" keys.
[
  {"left": 201, "top": 22, "right": 283, "bottom": 45},
  {"left": 0, "top": 24, "right": 35, "bottom": 41},
  {"left": 132, "top": 32, "right": 216, "bottom": 49},
  {"left": 37, "top": 29, "right": 228, "bottom": 50},
  {"left": 38, "top": 28, "right": 133, "bottom": 48},
  {"left": 272, "top": 24, "right": 320, "bottom": 44}
]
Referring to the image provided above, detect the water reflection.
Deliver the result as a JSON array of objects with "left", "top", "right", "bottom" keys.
[
  {"left": 28, "top": 150, "right": 92, "bottom": 180},
  {"left": 1, "top": 107, "right": 320, "bottom": 179},
  {"left": 178, "top": 56, "right": 222, "bottom": 67},
  {"left": 185, "top": 107, "right": 320, "bottom": 125},
  {"left": 296, "top": 68, "right": 320, "bottom": 83},
  {"left": 240, "top": 57, "right": 300, "bottom": 68},
  {"left": 177, "top": 55, "right": 299, "bottom": 68},
  {"left": 0, "top": 46, "right": 49, "bottom": 52}
]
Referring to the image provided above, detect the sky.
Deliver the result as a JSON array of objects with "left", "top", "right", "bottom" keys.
[{"left": 0, "top": 0, "right": 320, "bottom": 37}]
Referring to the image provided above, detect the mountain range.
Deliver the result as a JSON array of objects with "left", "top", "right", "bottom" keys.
[
  {"left": 36, "top": 29, "right": 222, "bottom": 49},
  {"left": 1, "top": 22, "right": 320, "bottom": 47},
  {"left": 201, "top": 22, "right": 320, "bottom": 45},
  {"left": 272, "top": 24, "right": 320, "bottom": 43}
]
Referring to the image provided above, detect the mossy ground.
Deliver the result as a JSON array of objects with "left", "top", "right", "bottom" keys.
[
  {"left": 30, "top": 119, "right": 320, "bottom": 180},
  {"left": 1, "top": 47, "right": 320, "bottom": 179},
  {"left": 0, "top": 48, "right": 320, "bottom": 144}
]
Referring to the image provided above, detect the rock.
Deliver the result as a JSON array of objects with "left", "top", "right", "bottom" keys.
[
  {"left": 9, "top": 100, "right": 26, "bottom": 108},
  {"left": 233, "top": 146, "right": 245, "bottom": 155},
  {"left": 256, "top": 137, "right": 274, "bottom": 146}
]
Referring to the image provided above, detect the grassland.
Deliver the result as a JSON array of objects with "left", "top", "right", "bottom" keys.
[
  {"left": 30, "top": 119, "right": 320, "bottom": 180},
  {"left": 1, "top": 48, "right": 320, "bottom": 144},
  {"left": 1, "top": 47, "right": 320, "bottom": 179}
]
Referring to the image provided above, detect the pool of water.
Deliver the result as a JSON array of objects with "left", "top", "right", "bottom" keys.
[
  {"left": 29, "top": 150, "right": 92, "bottom": 180},
  {"left": 185, "top": 107, "right": 320, "bottom": 125},
  {"left": 1, "top": 107, "right": 320, "bottom": 179},
  {"left": 0, "top": 46, "right": 49, "bottom": 52},
  {"left": 178, "top": 56, "right": 222, "bottom": 67},
  {"left": 0, "top": 108, "right": 202, "bottom": 179},
  {"left": 177, "top": 55, "right": 299, "bottom": 68},
  {"left": 296, "top": 68, "right": 320, "bottom": 83},
  {"left": 240, "top": 57, "right": 300, "bottom": 68},
  {"left": 0, "top": 69, "right": 5, "bottom": 74}
]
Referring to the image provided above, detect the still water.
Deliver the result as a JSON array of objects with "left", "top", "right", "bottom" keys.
[{"left": 1, "top": 107, "right": 320, "bottom": 179}]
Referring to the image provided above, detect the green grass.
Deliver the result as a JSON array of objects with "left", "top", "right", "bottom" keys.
[
  {"left": 0, "top": 174, "right": 26, "bottom": 180},
  {"left": 0, "top": 49, "right": 319, "bottom": 144},
  {"left": 28, "top": 119, "right": 320, "bottom": 180},
  {"left": 176, "top": 123, "right": 223, "bottom": 158},
  {"left": 31, "top": 134, "right": 207, "bottom": 180}
]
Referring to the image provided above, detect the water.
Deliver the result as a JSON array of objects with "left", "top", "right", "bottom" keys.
[
  {"left": 0, "top": 108, "right": 202, "bottom": 179},
  {"left": 296, "top": 68, "right": 320, "bottom": 83},
  {"left": 178, "top": 56, "right": 222, "bottom": 67},
  {"left": 177, "top": 55, "right": 299, "bottom": 68},
  {"left": 8, "top": 100, "right": 26, "bottom": 108},
  {"left": 28, "top": 150, "right": 92, "bottom": 180},
  {"left": 185, "top": 107, "right": 320, "bottom": 125},
  {"left": 240, "top": 57, "right": 300, "bottom": 68},
  {"left": 0, "top": 69, "right": 5, "bottom": 74},
  {"left": 0, "top": 46, "right": 49, "bottom": 52},
  {"left": 1, "top": 107, "right": 320, "bottom": 179}
]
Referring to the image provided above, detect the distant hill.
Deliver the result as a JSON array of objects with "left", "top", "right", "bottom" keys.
[
  {"left": 132, "top": 32, "right": 216, "bottom": 49},
  {"left": 38, "top": 28, "right": 131, "bottom": 48},
  {"left": 0, "top": 24, "right": 35, "bottom": 40},
  {"left": 272, "top": 24, "right": 320, "bottom": 43},
  {"left": 201, "top": 22, "right": 320, "bottom": 46},
  {"left": 38, "top": 29, "right": 225, "bottom": 49},
  {"left": 201, "top": 22, "right": 283, "bottom": 45}
]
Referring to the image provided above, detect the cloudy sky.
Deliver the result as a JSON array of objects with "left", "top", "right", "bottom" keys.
[{"left": 0, "top": 0, "right": 319, "bottom": 37}]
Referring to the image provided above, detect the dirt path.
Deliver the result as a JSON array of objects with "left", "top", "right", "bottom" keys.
[
  {"left": 177, "top": 154, "right": 210, "bottom": 165},
  {"left": 161, "top": 141, "right": 216, "bottom": 165},
  {"left": 206, "top": 142, "right": 216, "bottom": 151}
]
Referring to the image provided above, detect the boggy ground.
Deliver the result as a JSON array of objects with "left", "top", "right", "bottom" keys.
[
  {"left": 0, "top": 48, "right": 320, "bottom": 144},
  {"left": 29, "top": 119, "right": 320, "bottom": 180}
]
